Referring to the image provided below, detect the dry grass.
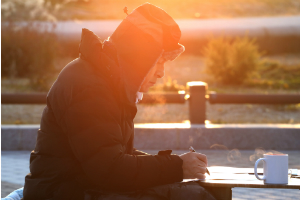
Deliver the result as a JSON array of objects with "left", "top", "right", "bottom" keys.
[
  {"left": 1, "top": 53, "right": 300, "bottom": 124},
  {"left": 135, "top": 102, "right": 300, "bottom": 124},
  {"left": 155, "top": 54, "right": 207, "bottom": 87},
  {"left": 153, "top": 53, "right": 300, "bottom": 93}
]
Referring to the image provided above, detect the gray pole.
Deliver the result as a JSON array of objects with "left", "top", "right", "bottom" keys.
[{"left": 187, "top": 81, "right": 207, "bottom": 124}]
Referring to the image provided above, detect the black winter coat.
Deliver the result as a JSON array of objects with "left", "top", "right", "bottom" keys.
[{"left": 23, "top": 5, "right": 184, "bottom": 199}]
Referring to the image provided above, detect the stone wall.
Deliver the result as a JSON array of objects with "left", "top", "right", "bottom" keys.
[{"left": 2, "top": 124, "right": 300, "bottom": 151}]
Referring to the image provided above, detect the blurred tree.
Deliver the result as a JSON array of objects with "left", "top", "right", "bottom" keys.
[
  {"left": 1, "top": 0, "right": 58, "bottom": 21},
  {"left": 1, "top": 0, "right": 59, "bottom": 91}
]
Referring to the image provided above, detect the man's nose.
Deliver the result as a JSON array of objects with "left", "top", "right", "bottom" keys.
[{"left": 156, "top": 66, "right": 165, "bottom": 78}]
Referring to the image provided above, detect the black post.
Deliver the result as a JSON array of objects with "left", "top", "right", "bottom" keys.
[{"left": 187, "top": 81, "right": 207, "bottom": 124}]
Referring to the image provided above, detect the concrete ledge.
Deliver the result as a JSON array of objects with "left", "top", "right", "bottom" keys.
[
  {"left": 134, "top": 124, "right": 300, "bottom": 150},
  {"left": 2, "top": 124, "right": 300, "bottom": 150},
  {"left": 1, "top": 125, "right": 38, "bottom": 151}
]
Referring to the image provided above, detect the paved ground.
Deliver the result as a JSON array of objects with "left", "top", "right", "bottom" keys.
[{"left": 2, "top": 150, "right": 300, "bottom": 199}]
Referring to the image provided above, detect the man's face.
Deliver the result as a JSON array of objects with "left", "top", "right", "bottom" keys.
[{"left": 139, "top": 57, "right": 166, "bottom": 92}]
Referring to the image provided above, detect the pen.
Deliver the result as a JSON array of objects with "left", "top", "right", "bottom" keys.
[{"left": 189, "top": 146, "right": 210, "bottom": 176}]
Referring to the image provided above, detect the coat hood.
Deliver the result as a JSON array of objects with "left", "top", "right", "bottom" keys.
[
  {"left": 79, "top": 3, "right": 184, "bottom": 104},
  {"left": 110, "top": 3, "right": 184, "bottom": 104}
]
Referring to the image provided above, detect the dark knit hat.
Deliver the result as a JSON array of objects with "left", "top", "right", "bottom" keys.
[{"left": 125, "top": 3, "right": 184, "bottom": 59}]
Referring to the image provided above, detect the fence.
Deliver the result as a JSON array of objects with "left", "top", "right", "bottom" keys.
[{"left": 2, "top": 81, "right": 300, "bottom": 124}]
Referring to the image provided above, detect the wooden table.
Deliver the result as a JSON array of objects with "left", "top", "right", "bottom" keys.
[{"left": 183, "top": 166, "right": 300, "bottom": 200}]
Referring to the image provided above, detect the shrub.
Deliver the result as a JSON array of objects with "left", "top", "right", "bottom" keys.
[{"left": 204, "top": 36, "right": 262, "bottom": 85}]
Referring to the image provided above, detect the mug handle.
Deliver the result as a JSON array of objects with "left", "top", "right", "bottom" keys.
[{"left": 254, "top": 158, "right": 266, "bottom": 180}]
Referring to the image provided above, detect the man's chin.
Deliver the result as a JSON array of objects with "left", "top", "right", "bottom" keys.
[
  {"left": 139, "top": 88, "right": 149, "bottom": 93},
  {"left": 139, "top": 86, "right": 150, "bottom": 93}
]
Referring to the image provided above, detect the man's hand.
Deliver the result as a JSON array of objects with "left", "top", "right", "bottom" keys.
[{"left": 179, "top": 152, "right": 208, "bottom": 179}]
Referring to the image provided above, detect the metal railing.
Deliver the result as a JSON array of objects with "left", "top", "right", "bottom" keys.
[
  {"left": 209, "top": 93, "right": 300, "bottom": 104},
  {"left": 1, "top": 93, "right": 186, "bottom": 104},
  {"left": 2, "top": 81, "right": 300, "bottom": 124}
]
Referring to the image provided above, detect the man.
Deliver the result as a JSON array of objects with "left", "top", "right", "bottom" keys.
[{"left": 23, "top": 3, "right": 215, "bottom": 200}]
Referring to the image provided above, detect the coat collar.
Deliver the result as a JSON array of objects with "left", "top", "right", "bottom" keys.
[
  {"left": 79, "top": 28, "right": 103, "bottom": 68},
  {"left": 79, "top": 28, "right": 120, "bottom": 82}
]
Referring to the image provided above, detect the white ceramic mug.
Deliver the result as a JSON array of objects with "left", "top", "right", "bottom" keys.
[{"left": 254, "top": 154, "right": 288, "bottom": 184}]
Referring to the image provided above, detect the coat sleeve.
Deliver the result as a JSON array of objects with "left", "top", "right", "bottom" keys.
[{"left": 61, "top": 87, "right": 183, "bottom": 191}]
